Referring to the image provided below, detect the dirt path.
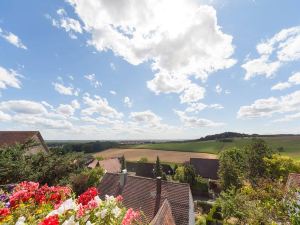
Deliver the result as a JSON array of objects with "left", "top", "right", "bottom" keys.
[{"left": 94, "top": 148, "right": 218, "bottom": 163}]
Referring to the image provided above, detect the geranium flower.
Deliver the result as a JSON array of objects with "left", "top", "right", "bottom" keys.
[
  {"left": 39, "top": 214, "right": 59, "bottom": 225},
  {"left": 15, "top": 216, "right": 26, "bottom": 225},
  {"left": 78, "top": 187, "right": 98, "bottom": 206},
  {"left": 122, "top": 208, "right": 140, "bottom": 225},
  {"left": 0, "top": 208, "right": 10, "bottom": 220}
]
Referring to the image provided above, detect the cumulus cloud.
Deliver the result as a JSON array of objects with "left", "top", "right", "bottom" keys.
[
  {"left": 84, "top": 74, "right": 102, "bottom": 88},
  {"left": 110, "top": 90, "right": 117, "bottom": 95},
  {"left": 0, "top": 100, "right": 47, "bottom": 114},
  {"left": 174, "top": 110, "right": 224, "bottom": 127},
  {"left": 49, "top": 8, "right": 82, "bottom": 39},
  {"left": 179, "top": 84, "right": 205, "bottom": 104},
  {"left": 0, "top": 27, "right": 27, "bottom": 49},
  {"left": 271, "top": 72, "right": 300, "bottom": 90},
  {"left": 53, "top": 82, "right": 79, "bottom": 96},
  {"left": 0, "top": 66, "right": 22, "bottom": 90},
  {"left": 242, "top": 26, "right": 300, "bottom": 80},
  {"left": 81, "top": 94, "right": 123, "bottom": 118},
  {"left": 124, "top": 96, "right": 133, "bottom": 108},
  {"left": 237, "top": 90, "right": 300, "bottom": 119},
  {"left": 67, "top": 0, "right": 235, "bottom": 101}
]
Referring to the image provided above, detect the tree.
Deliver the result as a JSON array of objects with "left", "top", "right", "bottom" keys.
[
  {"left": 245, "top": 138, "right": 273, "bottom": 183},
  {"left": 153, "top": 156, "right": 163, "bottom": 177},
  {"left": 218, "top": 147, "right": 246, "bottom": 190},
  {"left": 174, "top": 164, "right": 196, "bottom": 186},
  {"left": 137, "top": 157, "right": 148, "bottom": 163},
  {"left": 120, "top": 155, "right": 126, "bottom": 171}
]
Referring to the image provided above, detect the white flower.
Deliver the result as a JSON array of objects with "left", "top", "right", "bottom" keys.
[
  {"left": 112, "top": 206, "right": 121, "bottom": 218},
  {"left": 86, "top": 221, "right": 94, "bottom": 225},
  {"left": 62, "top": 215, "right": 79, "bottom": 225},
  {"left": 94, "top": 195, "right": 102, "bottom": 205},
  {"left": 105, "top": 195, "right": 115, "bottom": 203},
  {"left": 100, "top": 208, "right": 108, "bottom": 218},
  {"left": 57, "top": 199, "right": 77, "bottom": 214},
  {"left": 15, "top": 216, "right": 26, "bottom": 225}
]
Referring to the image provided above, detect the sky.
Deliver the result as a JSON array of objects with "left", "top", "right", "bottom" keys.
[{"left": 0, "top": 0, "right": 300, "bottom": 140}]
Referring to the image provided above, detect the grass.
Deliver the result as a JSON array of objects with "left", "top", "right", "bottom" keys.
[{"left": 126, "top": 136, "right": 300, "bottom": 160}]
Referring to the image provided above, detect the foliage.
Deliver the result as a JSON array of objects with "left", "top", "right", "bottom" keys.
[
  {"left": 218, "top": 147, "right": 246, "bottom": 190},
  {"left": 264, "top": 154, "right": 300, "bottom": 181},
  {"left": 153, "top": 156, "right": 163, "bottom": 178},
  {"left": 245, "top": 139, "right": 273, "bottom": 184},
  {"left": 192, "top": 176, "right": 209, "bottom": 193},
  {"left": 70, "top": 167, "right": 105, "bottom": 195},
  {"left": 195, "top": 214, "right": 206, "bottom": 225},
  {"left": 216, "top": 179, "right": 296, "bottom": 224},
  {"left": 174, "top": 164, "right": 197, "bottom": 186},
  {"left": 137, "top": 157, "right": 148, "bottom": 163},
  {"left": 0, "top": 144, "right": 86, "bottom": 185},
  {"left": 0, "top": 181, "right": 142, "bottom": 225}
]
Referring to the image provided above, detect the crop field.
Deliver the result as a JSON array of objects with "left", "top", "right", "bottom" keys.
[
  {"left": 125, "top": 136, "right": 300, "bottom": 160},
  {"left": 93, "top": 148, "right": 218, "bottom": 164}
]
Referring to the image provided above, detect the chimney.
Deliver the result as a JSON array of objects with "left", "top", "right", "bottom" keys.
[
  {"left": 154, "top": 177, "right": 162, "bottom": 215},
  {"left": 120, "top": 169, "right": 127, "bottom": 188}
]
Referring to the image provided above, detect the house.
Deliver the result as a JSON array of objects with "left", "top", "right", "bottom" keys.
[
  {"left": 190, "top": 158, "right": 219, "bottom": 180},
  {"left": 87, "top": 158, "right": 121, "bottom": 173},
  {"left": 126, "top": 161, "right": 174, "bottom": 178},
  {"left": 0, "top": 131, "right": 48, "bottom": 154},
  {"left": 286, "top": 173, "right": 300, "bottom": 190},
  {"left": 98, "top": 171, "right": 195, "bottom": 225}
]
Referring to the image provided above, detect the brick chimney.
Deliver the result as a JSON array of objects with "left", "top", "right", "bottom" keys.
[{"left": 154, "top": 177, "right": 162, "bottom": 215}]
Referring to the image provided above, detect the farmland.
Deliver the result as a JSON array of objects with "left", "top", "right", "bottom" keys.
[
  {"left": 125, "top": 135, "right": 300, "bottom": 160},
  {"left": 93, "top": 148, "right": 217, "bottom": 164}
]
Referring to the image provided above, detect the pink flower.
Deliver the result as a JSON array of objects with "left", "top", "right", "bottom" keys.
[
  {"left": 116, "top": 195, "right": 123, "bottom": 202},
  {"left": 122, "top": 208, "right": 140, "bottom": 225},
  {"left": 38, "top": 215, "right": 59, "bottom": 225}
]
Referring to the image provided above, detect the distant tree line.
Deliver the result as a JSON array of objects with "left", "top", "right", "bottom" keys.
[{"left": 48, "top": 141, "right": 119, "bottom": 153}]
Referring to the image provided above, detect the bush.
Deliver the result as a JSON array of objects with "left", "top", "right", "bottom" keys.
[
  {"left": 70, "top": 167, "right": 104, "bottom": 194},
  {"left": 192, "top": 176, "right": 209, "bottom": 193}
]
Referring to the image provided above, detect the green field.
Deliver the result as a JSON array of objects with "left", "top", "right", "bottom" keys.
[{"left": 126, "top": 136, "right": 300, "bottom": 160}]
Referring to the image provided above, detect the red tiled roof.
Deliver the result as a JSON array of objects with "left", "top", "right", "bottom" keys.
[
  {"left": 286, "top": 173, "right": 300, "bottom": 190},
  {"left": 150, "top": 199, "right": 176, "bottom": 225},
  {"left": 190, "top": 158, "right": 219, "bottom": 180},
  {"left": 0, "top": 131, "right": 39, "bottom": 147},
  {"left": 99, "top": 158, "right": 121, "bottom": 173},
  {"left": 98, "top": 173, "right": 192, "bottom": 225}
]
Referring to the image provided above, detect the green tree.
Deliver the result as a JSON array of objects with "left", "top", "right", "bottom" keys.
[
  {"left": 245, "top": 139, "right": 273, "bottom": 183},
  {"left": 174, "top": 164, "right": 196, "bottom": 186},
  {"left": 218, "top": 147, "right": 246, "bottom": 190},
  {"left": 153, "top": 156, "right": 163, "bottom": 177},
  {"left": 137, "top": 157, "right": 148, "bottom": 163}
]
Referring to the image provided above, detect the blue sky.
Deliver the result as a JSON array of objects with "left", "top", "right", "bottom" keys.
[{"left": 0, "top": 0, "right": 300, "bottom": 140}]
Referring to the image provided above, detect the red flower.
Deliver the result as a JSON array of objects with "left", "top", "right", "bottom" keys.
[
  {"left": 39, "top": 215, "right": 59, "bottom": 225},
  {"left": 78, "top": 187, "right": 98, "bottom": 206},
  {"left": 122, "top": 208, "right": 140, "bottom": 225},
  {"left": 0, "top": 208, "right": 10, "bottom": 220}
]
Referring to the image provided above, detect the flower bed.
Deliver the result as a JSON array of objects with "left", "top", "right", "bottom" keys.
[{"left": 0, "top": 182, "right": 141, "bottom": 225}]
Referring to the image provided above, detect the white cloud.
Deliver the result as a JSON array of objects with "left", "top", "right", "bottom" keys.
[
  {"left": 124, "top": 96, "right": 133, "bottom": 108},
  {"left": 71, "top": 99, "right": 80, "bottom": 109},
  {"left": 237, "top": 90, "right": 300, "bottom": 119},
  {"left": 53, "top": 82, "right": 79, "bottom": 96},
  {"left": 0, "top": 66, "right": 22, "bottom": 89},
  {"left": 185, "top": 102, "right": 224, "bottom": 113},
  {"left": 56, "top": 104, "right": 76, "bottom": 116},
  {"left": 215, "top": 84, "right": 222, "bottom": 94},
  {"left": 242, "top": 26, "right": 300, "bottom": 80},
  {"left": 84, "top": 74, "right": 102, "bottom": 88},
  {"left": 0, "top": 100, "right": 47, "bottom": 114},
  {"left": 174, "top": 110, "right": 224, "bottom": 127},
  {"left": 50, "top": 8, "right": 82, "bottom": 39},
  {"left": 110, "top": 90, "right": 117, "bottom": 95},
  {"left": 130, "top": 110, "right": 165, "bottom": 128},
  {"left": 0, "top": 28, "right": 27, "bottom": 49},
  {"left": 81, "top": 94, "right": 123, "bottom": 118},
  {"left": 179, "top": 84, "right": 205, "bottom": 104},
  {"left": 210, "top": 103, "right": 224, "bottom": 110},
  {"left": 67, "top": 0, "right": 235, "bottom": 101},
  {"left": 0, "top": 110, "right": 11, "bottom": 121},
  {"left": 271, "top": 72, "right": 300, "bottom": 90}
]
